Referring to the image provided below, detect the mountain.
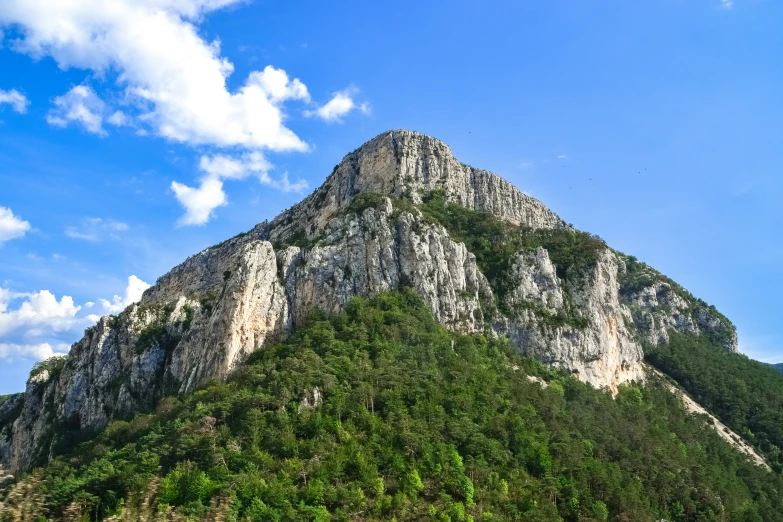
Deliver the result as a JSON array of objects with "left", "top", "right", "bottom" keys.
[
  {"left": 4, "top": 130, "right": 781, "bottom": 520},
  {"left": 772, "top": 363, "right": 783, "bottom": 374}
]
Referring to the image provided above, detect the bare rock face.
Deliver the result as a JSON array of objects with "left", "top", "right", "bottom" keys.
[
  {"left": 261, "top": 130, "right": 564, "bottom": 247},
  {"left": 0, "top": 130, "right": 735, "bottom": 474},
  {"left": 497, "top": 248, "right": 645, "bottom": 390}
]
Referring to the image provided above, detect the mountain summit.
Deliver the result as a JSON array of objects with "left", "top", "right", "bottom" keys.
[{"left": 0, "top": 130, "right": 735, "bottom": 475}]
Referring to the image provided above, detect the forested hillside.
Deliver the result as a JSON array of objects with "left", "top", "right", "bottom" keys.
[
  {"left": 2, "top": 290, "right": 780, "bottom": 521},
  {"left": 646, "top": 332, "right": 783, "bottom": 472}
]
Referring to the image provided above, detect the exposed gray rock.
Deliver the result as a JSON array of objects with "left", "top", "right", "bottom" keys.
[
  {"left": 0, "top": 130, "right": 735, "bottom": 474},
  {"left": 260, "top": 130, "right": 565, "bottom": 247},
  {"left": 298, "top": 387, "right": 323, "bottom": 413},
  {"left": 617, "top": 256, "right": 738, "bottom": 352},
  {"left": 497, "top": 248, "right": 645, "bottom": 390}
]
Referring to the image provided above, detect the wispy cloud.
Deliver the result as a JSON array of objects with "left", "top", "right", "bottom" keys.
[
  {"left": 0, "top": 89, "right": 29, "bottom": 113},
  {"left": 172, "top": 152, "right": 307, "bottom": 226},
  {"left": 0, "top": 206, "right": 31, "bottom": 245},
  {"left": 721, "top": 0, "right": 733, "bottom": 9},
  {"left": 304, "top": 88, "right": 370, "bottom": 123},
  {"left": 46, "top": 85, "right": 107, "bottom": 136},
  {"left": 518, "top": 162, "right": 534, "bottom": 169},
  {"left": 65, "top": 217, "right": 130, "bottom": 241}
]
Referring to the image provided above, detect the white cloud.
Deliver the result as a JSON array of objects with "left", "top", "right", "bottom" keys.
[
  {"left": 0, "top": 206, "right": 31, "bottom": 245},
  {"left": 557, "top": 154, "right": 567, "bottom": 160},
  {"left": 107, "top": 110, "right": 129, "bottom": 126},
  {"left": 46, "top": 85, "right": 107, "bottom": 136},
  {"left": 0, "top": 275, "right": 151, "bottom": 361},
  {"left": 171, "top": 176, "right": 227, "bottom": 226},
  {"left": 172, "top": 151, "right": 307, "bottom": 225},
  {"left": 305, "top": 88, "right": 370, "bottom": 122},
  {"left": 721, "top": 0, "right": 733, "bottom": 8},
  {"left": 93, "top": 275, "right": 152, "bottom": 315},
  {"left": 199, "top": 151, "right": 272, "bottom": 180},
  {"left": 274, "top": 172, "right": 309, "bottom": 193},
  {"left": 0, "top": 342, "right": 69, "bottom": 361},
  {"left": 65, "top": 217, "right": 130, "bottom": 241},
  {"left": 0, "top": 1, "right": 312, "bottom": 151},
  {"left": 0, "top": 289, "right": 83, "bottom": 338},
  {"left": 0, "top": 0, "right": 366, "bottom": 224},
  {"left": 0, "top": 88, "right": 29, "bottom": 113},
  {"left": 518, "top": 162, "right": 534, "bottom": 169}
]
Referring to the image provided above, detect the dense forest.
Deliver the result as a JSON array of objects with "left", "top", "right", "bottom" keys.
[
  {"left": 2, "top": 290, "right": 780, "bottom": 521},
  {"left": 646, "top": 332, "right": 783, "bottom": 472}
]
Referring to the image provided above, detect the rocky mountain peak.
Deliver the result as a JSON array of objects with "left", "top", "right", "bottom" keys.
[
  {"left": 261, "top": 130, "right": 564, "bottom": 246},
  {"left": 0, "top": 130, "right": 737, "bottom": 475}
]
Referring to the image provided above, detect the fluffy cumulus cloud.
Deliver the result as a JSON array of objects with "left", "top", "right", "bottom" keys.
[
  {"left": 0, "top": 0, "right": 367, "bottom": 224},
  {"left": 0, "top": 276, "right": 150, "bottom": 362},
  {"left": 0, "top": 1, "right": 312, "bottom": 150},
  {"left": 89, "top": 275, "right": 152, "bottom": 317},
  {"left": 305, "top": 88, "right": 370, "bottom": 123},
  {"left": 0, "top": 342, "right": 69, "bottom": 361},
  {"left": 65, "top": 217, "right": 130, "bottom": 241},
  {"left": 171, "top": 177, "right": 227, "bottom": 226},
  {"left": 0, "top": 88, "right": 29, "bottom": 113},
  {"left": 0, "top": 206, "right": 31, "bottom": 245},
  {"left": 46, "top": 85, "right": 107, "bottom": 135},
  {"left": 172, "top": 151, "right": 308, "bottom": 226}
]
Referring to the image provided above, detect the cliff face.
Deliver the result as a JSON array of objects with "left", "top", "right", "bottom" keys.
[{"left": 0, "top": 130, "right": 735, "bottom": 475}]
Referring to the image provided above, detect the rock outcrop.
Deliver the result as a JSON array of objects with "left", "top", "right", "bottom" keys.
[
  {"left": 0, "top": 130, "right": 735, "bottom": 474},
  {"left": 617, "top": 255, "right": 738, "bottom": 352}
]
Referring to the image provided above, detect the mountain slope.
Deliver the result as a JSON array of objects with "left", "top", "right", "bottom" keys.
[
  {"left": 0, "top": 131, "right": 737, "bottom": 476},
  {"left": 2, "top": 291, "right": 781, "bottom": 521},
  {"left": 647, "top": 332, "right": 783, "bottom": 471}
]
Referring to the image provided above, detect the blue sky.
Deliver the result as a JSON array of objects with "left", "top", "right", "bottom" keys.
[{"left": 0, "top": 0, "right": 781, "bottom": 394}]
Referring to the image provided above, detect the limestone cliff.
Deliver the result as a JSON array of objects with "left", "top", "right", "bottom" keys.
[{"left": 0, "top": 130, "right": 735, "bottom": 475}]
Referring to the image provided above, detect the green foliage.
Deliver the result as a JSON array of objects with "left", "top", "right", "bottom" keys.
[
  {"left": 181, "top": 304, "right": 194, "bottom": 331},
  {"left": 344, "top": 192, "right": 390, "bottom": 216},
  {"left": 198, "top": 290, "right": 217, "bottom": 318},
  {"left": 273, "top": 226, "right": 324, "bottom": 250},
  {"left": 419, "top": 190, "right": 604, "bottom": 324},
  {"left": 29, "top": 355, "right": 67, "bottom": 381},
  {"left": 646, "top": 331, "right": 783, "bottom": 471},
  {"left": 158, "top": 461, "right": 218, "bottom": 508},
  {"left": 617, "top": 255, "right": 659, "bottom": 295},
  {"left": 0, "top": 394, "right": 23, "bottom": 443},
  {"left": 206, "top": 230, "right": 249, "bottom": 251},
  {"left": 400, "top": 469, "right": 424, "bottom": 498},
  {"left": 5, "top": 291, "right": 783, "bottom": 521},
  {"left": 134, "top": 322, "right": 177, "bottom": 355}
]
